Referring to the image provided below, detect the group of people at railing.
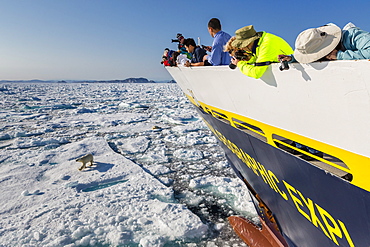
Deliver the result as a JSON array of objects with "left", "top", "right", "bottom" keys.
[{"left": 161, "top": 18, "right": 370, "bottom": 79}]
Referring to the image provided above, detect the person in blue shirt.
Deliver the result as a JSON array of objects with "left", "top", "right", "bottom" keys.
[
  {"left": 325, "top": 23, "right": 370, "bottom": 61},
  {"left": 183, "top": 38, "right": 208, "bottom": 67},
  {"left": 204, "top": 18, "right": 232, "bottom": 66}
]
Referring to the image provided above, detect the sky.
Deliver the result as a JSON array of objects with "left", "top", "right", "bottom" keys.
[{"left": 1, "top": 0, "right": 370, "bottom": 81}]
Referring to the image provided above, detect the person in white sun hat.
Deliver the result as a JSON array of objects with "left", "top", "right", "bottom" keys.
[
  {"left": 279, "top": 23, "right": 370, "bottom": 63},
  {"left": 294, "top": 24, "right": 342, "bottom": 63}
]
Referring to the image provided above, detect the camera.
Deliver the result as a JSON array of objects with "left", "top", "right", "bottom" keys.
[
  {"left": 279, "top": 60, "right": 289, "bottom": 71},
  {"left": 229, "top": 63, "right": 237, "bottom": 70},
  {"left": 234, "top": 50, "right": 250, "bottom": 61},
  {"left": 229, "top": 50, "right": 250, "bottom": 70},
  {"left": 172, "top": 33, "right": 184, "bottom": 43}
]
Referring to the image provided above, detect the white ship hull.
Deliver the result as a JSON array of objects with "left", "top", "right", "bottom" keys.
[{"left": 166, "top": 60, "right": 370, "bottom": 247}]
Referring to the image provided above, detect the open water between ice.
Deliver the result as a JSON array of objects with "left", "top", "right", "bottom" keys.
[{"left": 0, "top": 83, "right": 257, "bottom": 246}]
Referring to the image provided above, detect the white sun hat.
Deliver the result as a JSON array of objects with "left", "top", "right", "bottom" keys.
[{"left": 293, "top": 24, "right": 342, "bottom": 63}]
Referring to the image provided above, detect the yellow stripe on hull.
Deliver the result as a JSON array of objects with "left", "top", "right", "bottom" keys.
[{"left": 185, "top": 93, "right": 370, "bottom": 192}]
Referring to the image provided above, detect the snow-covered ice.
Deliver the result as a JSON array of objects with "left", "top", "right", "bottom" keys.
[{"left": 0, "top": 83, "right": 256, "bottom": 246}]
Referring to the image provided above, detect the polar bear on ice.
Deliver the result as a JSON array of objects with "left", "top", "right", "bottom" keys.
[{"left": 76, "top": 154, "right": 94, "bottom": 171}]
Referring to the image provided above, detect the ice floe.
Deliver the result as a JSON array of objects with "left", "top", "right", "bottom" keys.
[{"left": 0, "top": 83, "right": 253, "bottom": 246}]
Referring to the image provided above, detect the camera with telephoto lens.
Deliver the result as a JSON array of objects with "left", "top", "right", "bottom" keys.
[
  {"left": 279, "top": 59, "right": 289, "bottom": 71},
  {"left": 229, "top": 50, "right": 250, "bottom": 70},
  {"left": 229, "top": 62, "right": 237, "bottom": 70},
  {"left": 172, "top": 33, "right": 183, "bottom": 43},
  {"left": 234, "top": 50, "right": 250, "bottom": 60}
]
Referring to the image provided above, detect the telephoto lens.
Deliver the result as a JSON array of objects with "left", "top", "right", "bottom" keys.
[{"left": 229, "top": 63, "right": 237, "bottom": 70}]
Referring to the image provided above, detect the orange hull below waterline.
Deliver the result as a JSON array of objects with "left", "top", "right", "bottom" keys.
[{"left": 228, "top": 216, "right": 287, "bottom": 247}]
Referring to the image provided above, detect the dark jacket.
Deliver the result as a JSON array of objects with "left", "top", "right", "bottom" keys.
[{"left": 191, "top": 46, "right": 207, "bottom": 63}]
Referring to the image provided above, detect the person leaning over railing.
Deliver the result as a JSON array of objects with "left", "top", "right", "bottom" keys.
[
  {"left": 183, "top": 38, "right": 208, "bottom": 67},
  {"left": 279, "top": 23, "right": 370, "bottom": 64},
  {"left": 226, "top": 25, "right": 293, "bottom": 79}
]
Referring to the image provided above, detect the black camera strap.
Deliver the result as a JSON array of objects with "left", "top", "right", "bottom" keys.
[
  {"left": 253, "top": 61, "right": 275, "bottom": 66},
  {"left": 251, "top": 39, "right": 259, "bottom": 54}
]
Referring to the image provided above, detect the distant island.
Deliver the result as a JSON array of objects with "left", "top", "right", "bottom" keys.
[{"left": 0, "top": 78, "right": 176, "bottom": 84}]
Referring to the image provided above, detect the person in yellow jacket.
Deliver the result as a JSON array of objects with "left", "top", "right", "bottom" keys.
[{"left": 227, "top": 25, "right": 293, "bottom": 79}]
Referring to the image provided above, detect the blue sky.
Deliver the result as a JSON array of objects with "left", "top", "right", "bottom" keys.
[{"left": 1, "top": 0, "right": 370, "bottom": 81}]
